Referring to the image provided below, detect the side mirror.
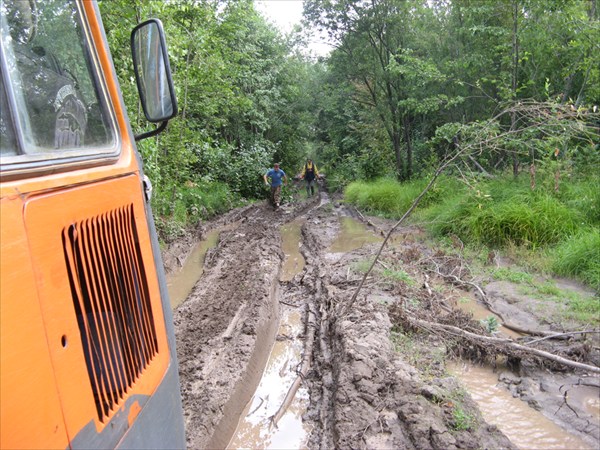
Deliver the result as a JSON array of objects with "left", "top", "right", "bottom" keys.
[{"left": 131, "top": 19, "right": 177, "bottom": 140}]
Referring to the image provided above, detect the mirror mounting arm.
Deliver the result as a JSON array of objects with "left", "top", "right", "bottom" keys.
[{"left": 134, "top": 120, "right": 168, "bottom": 142}]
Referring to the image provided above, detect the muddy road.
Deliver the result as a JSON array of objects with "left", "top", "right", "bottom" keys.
[{"left": 165, "top": 187, "right": 599, "bottom": 449}]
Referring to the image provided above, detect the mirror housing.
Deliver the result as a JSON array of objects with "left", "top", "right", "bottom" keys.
[{"left": 130, "top": 19, "right": 177, "bottom": 140}]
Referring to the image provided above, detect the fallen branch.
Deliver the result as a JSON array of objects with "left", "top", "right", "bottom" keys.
[
  {"left": 408, "top": 315, "right": 600, "bottom": 374},
  {"left": 525, "top": 330, "right": 600, "bottom": 345},
  {"left": 353, "top": 207, "right": 385, "bottom": 236}
]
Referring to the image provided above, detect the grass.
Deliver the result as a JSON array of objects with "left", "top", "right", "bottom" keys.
[
  {"left": 451, "top": 405, "right": 476, "bottom": 431},
  {"left": 488, "top": 267, "right": 534, "bottom": 284},
  {"left": 344, "top": 173, "right": 599, "bottom": 292},
  {"left": 551, "top": 228, "right": 600, "bottom": 290},
  {"left": 154, "top": 180, "right": 238, "bottom": 242},
  {"left": 382, "top": 267, "right": 415, "bottom": 285}
]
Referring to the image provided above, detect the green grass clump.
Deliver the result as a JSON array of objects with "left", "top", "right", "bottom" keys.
[
  {"left": 382, "top": 268, "right": 415, "bottom": 285},
  {"left": 345, "top": 173, "right": 598, "bottom": 292},
  {"left": 551, "top": 229, "right": 600, "bottom": 290},
  {"left": 467, "top": 193, "right": 580, "bottom": 248},
  {"left": 344, "top": 176, "right": 462, "bottom": 217},
  {"left": 488, "top": 267, "right": 534, "bottom": 284}
]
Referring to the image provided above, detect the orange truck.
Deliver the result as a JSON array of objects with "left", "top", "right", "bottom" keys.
[{"left": 1, "top": 1, "right": 185, "bottom": 448}]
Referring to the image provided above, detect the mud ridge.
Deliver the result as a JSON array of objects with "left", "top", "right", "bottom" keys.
[{"left": 294, "top": 211, "right": 517, "bottom": 449}]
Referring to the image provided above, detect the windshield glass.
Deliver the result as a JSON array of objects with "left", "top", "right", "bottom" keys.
[{"left": 0, "top": 0, "right": 116, "bottom": 166}]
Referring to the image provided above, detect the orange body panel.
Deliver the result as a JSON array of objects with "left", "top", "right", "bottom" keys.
[
  {"left": 0, "top": 199, "right": 70, "bottom": 450},
  {"left": 1, "top": 3, "right": 175, "bottom": 448},
  {"left": 22, "top": 175, "right": 170, "bottom": 438}
]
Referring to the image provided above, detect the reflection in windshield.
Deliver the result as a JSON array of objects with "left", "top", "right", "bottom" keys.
[{"left": 0, "top": 0, "right": 114, "bottom": 158}]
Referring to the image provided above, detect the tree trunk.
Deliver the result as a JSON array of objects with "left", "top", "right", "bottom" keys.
[
  {"left": 511, "top": 0, "right": 520, "bottom": 177},
  {"left": 392, "top": 123, "right": 404, "bottom": 179},
  {"left": 402, "top": 115, "right": 413, "bottom": 180}
]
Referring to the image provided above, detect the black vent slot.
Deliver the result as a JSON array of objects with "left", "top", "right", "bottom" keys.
[{"left": 63, "top": 204, "right": 158, "bottom": 422}]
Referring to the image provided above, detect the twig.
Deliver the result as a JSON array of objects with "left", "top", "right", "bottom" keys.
[
  {"left": 248, "top": 396, "right": 265, "bottom": 416},
  {"left": 526, "top": 330, "right": 600, "bottom": 345}
]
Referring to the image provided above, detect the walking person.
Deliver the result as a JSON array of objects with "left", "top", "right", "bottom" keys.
[
  {"left": 300, "top": 159, "right": 320, "bottom": 196},
  {"left": 264, "top": 163, "right": 288, "bottom": 209}
]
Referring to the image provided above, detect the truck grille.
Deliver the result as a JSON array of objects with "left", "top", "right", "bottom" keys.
[{"left": 62, "top": 204, "right": 158, "bottom": 422}]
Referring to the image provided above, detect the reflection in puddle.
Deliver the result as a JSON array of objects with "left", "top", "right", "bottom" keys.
[
  {"left": 228, "top": 310, "right": 311, "bottom": 449},
  {"left": 167, "top": 230, "right": 220, "bottom": 309},
  {"left": 329, "top": 217, "right": 382, "bottom": 253},
  {"left": 280, "top": 220, "right": 305, "bottom": 282},
  {"left": 449, "top": 362, "right": 592, "bottom": 450}
]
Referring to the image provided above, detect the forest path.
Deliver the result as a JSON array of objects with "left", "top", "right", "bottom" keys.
[{"left": 165, "top": 187, "right": 599, "bottom": 449}]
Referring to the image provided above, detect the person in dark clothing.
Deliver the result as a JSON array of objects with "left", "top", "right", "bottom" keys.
[{"left": 300, "top": 159, "right": 320, "bottom": 196}]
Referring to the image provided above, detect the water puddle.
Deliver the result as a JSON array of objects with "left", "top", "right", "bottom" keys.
[
  {"left": 328, "top": 216, "right": 382, "bottom": 253},
  {"left": 280, "top": 220, "right": 305, "bottom": 282},
  {"left": 454, "top": 294, "right": 521, "bottom": 339},
  {"left": 228, "top": 309, "right": 311, "bottom": 449},
  {"left": 167, "top": 229, "right": 220, "bottom": 309},
  {"left": 449, "top": 362, "right": 593, "bottom": 449}
]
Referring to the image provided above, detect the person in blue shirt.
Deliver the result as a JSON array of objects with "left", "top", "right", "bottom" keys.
[{"left": 263, "top": 163, "right": 288, "bottom": 209}]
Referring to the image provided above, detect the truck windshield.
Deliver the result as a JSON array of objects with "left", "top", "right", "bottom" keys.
[{"left": 0, "top": 0, "right": 116, "bottom": 167}]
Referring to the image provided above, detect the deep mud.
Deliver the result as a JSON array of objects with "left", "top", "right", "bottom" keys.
[{"left": 166, "top": 185, "right": 599, "bottom": 449}]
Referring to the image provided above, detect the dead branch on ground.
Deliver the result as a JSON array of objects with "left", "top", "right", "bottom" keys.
[{"left": 405, "top": 314, "right": 600, "bottom": 374}]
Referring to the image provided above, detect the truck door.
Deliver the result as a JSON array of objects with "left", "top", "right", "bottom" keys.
[{"left": 0, "top": 1, "right": 184, "bottom": 448}]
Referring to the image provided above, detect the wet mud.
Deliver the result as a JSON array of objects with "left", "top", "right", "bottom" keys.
[{"left": 166, "top": 185, "right": 599, "bottom": 449}]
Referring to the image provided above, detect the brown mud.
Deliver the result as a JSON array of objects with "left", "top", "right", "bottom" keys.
[{"left": 166, "top": 184, "right": 599, "bottom": 449}]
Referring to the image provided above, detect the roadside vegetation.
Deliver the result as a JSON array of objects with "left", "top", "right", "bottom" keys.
[
  {"left": 344, "top": 173, "right": 600, "bottom": 293},
  {"left": 99, "top": 1, "right": 599, "bottom": 287}
]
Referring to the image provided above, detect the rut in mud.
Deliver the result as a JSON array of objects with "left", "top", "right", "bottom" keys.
[{"left": 167, "top": 187, "right": 600, "bottom": 449}]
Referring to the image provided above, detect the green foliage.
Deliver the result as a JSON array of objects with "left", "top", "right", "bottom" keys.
[
  {"left": 466, "top": 193, "right": 579, "bottom": 248},
  {"left": 347, "top": 173, "right": 599, "bottom": 291},
  {"left": 488, "top": 267, "right": 534, "bottom": 285},
  {"left": 551, "top": 229, "right": 600, "bottom": 290},
  {"left": 425, "top": 176, "right": 584, "bottom": 249},
  {"left": 480, "top": 316, "right": 499, "bottom": 334},
  {"left": 451, "top": 405, "right": 475, "bottom": 432},
  {"left": 98, "top": 0, "right": 599, "bottom": 242},
  {"left": 152, "top": 180, "right": 237, "bottom": 242},
  {"left": 344, "top": 176, "right": 463, "bottom": 217},
  {"left": 382, "top": 268, "right": 415, "bottom": 286}
]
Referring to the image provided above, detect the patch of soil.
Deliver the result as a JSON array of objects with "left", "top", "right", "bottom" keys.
[{"left": 167, "top": 186, "right": 599, "bottom": 449}]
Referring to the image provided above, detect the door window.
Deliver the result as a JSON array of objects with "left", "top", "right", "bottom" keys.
[{"left": 0, "top": 0, "right": 117, "bottom": 172}]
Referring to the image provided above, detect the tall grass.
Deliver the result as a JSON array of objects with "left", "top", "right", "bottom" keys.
[
  {"left": 154, "top": 181, "right": 238, "bottom": 241},
  {"left": 344, "top": 176, "right": 461, "bottom": 217},
  {"left": 344, "top": 174, "right": 599, "bottom": 290},
  {"left": 551, "top": 229, "right": 600, "bottom": 290}
]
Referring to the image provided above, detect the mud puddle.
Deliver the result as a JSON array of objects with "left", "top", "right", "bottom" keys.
[
  {"left": 227, "top": 309, "right": 310, "bottom": 449},
  {"left": 228, "top": 221, "right": 310, "bottom": 448},
  {"left": 328, "top": 216, "right": 381, "bottom": 253},
  {"left": 449, "top": 361, "right": 593, "bottom": 449},
  {"left": 454, "top": 294, "right": 521, "bottom": 339},
  {"left": 167, "top": 229, "right": 220, "bottom": 309},
  {"left": 280, "top": 220, "right": 305, "bottom": 282}
]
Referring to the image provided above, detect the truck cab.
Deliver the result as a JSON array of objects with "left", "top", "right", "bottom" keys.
[{"left": 0, "top": 1, "right": 185, "bottom": 448}]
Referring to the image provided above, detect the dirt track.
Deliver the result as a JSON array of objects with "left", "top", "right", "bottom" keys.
[{"left": 166, "top": 186, "right": 599, "bottom": 449}]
